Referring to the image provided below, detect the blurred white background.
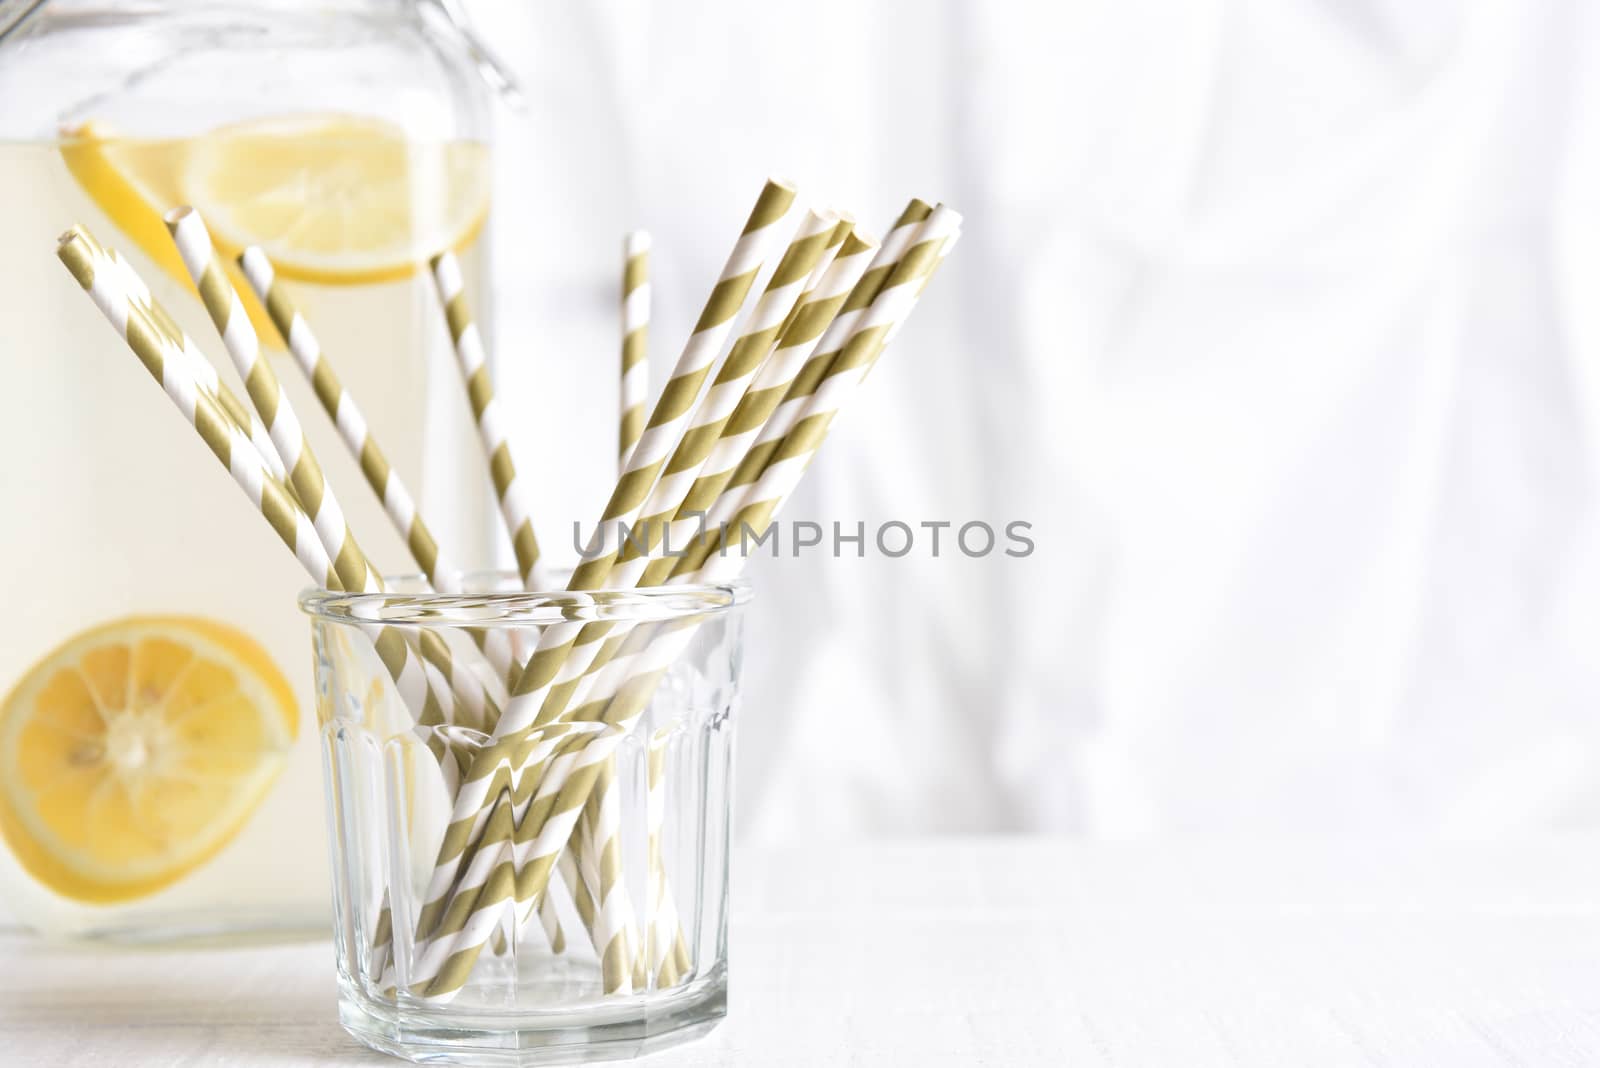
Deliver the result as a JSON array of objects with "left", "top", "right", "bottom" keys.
[{"left": 466, "top": 0, "right": 1600, "bottom": 841}]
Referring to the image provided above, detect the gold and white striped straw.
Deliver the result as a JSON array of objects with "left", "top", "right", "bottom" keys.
[
  {"left": 64, "top": 229, "right": 463, "bottom": 741},
  {"left": 406, "top": 725, "right": 620, "bottom": 996},
  {"left": 562, "top": 178, "right": 799, "bottom": 597},
  {"left": 521, "top": 204, "right": 947, "bottom": 757},
  {"left": 413, "top": 184, "right": 850, "bottom": 997},
  {"left": 611, "top": 208, "right": 842, "bottom": 573},
  {"left": 630, "top": 222, "right": 877, "bottom": 591},
  {"left": 163, "top": 210, "right": 485, "bottom": 731},
  {"left": 534, "top": 206, "right": 839, "bottom": 724},
  {"left": 411, "top": 189, "right": 962, "bottom": 1003},
  {"left": 560, "top": 197, "right": 951, "bottom": 737},
  {"left": 67, "top": 229, "right": 467, "bottom": 739},
  {"left": 413, "top": 730, "right": 622, "bottom": 998},
  {"left": 237, "top": 247, "right": 516, "bottom": 700},
  {"left": 239, "top": 249, "right": 451, "bottom": 589},
  {"left": 471, "top": 207, "right": 964, "bottom": 952},
  {"left": 579, "top": 755, "right": 637, "bottom": 993},
  {"left": 402, "top": 722, "right": 588, "bottom": 965},
  {"left": 527, "top": 217, "right": 869, "bottom": 947},
  {"left": 98, "top": 243, "right": 288, "bottom": 484},
  {"left": 682, "top": 199, "right": 934, "bottom": 570},
  {"left": 646, "top": 728, "right": 689, "bottom": 986},
  {"left": 165, "top": 208, "right": 376, "bottom": 595},
  {"left": 619, "top": 231, "right": 650, "bottom": 472},
  {"left": 551, "top": 224, "right": 883, "bottom": 722},
  {"left": 536, "top": 884, "right": 566, "bottom": 956},
  {"left": 551, "top": 215, "right": 882, "bottom": 719},
  {"left": 404, "top": 181, "right": 803, "bottom": 983},
  {"left": 430, "top": 251, "right": 548, "bottom": 590},
  {"left": 420, "top": 762, "right": 570, "bottom": 964},
  {"left": 233, "top": 239, "right": 532, "bottom": 968},
  {"left": 773, "top": 210, "right": 851, "bottom": 341},
  {"left": 683, "top": 206, "right": 962, "bottom": 578},
  {"left": 557, "top": 826, "right": 599, "bottom": 951},
  {"left": 534, "top": 204, "right": 941, "bottom": 748},
  {"left": 57, "top": 227, "right": 336, "bottom": 587}
]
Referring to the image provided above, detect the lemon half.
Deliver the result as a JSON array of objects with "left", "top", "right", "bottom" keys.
[{"left": 0, "top": 617, "right": 298, "bottom": 904}]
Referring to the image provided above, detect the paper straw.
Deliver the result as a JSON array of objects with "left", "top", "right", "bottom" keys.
[
  {"left": 679, "top": 207, "right": 959, "bottom": 576},
  {"left": 774, "top": 211, "right": 852, "bottom": 341},
  {"left": 508, "top": 749, "right": 661, "bottom": 984},
  {"left": 684, "top": 199, "right": 933, "bottom": 569},
  {"left": 622, "top": 207, "right": 844, "bottom": 570},
  {"left": 63, "top": 231, "right": 283, "bottom": 494},
  {"left": 536, "top": 886, "right": 566, "bottom": 955},
  {"left": 538, "top": 222, "right": 876, "bottom": 769},
  {"left": 471, "top": 208, "right": 963, "bottom": 957},
  {"left": 407, "top": 773, "right": 520, "bottom": 985},
  {"left": 430, "top": 251, "right": 549, "bottom": 590},
  {"left": 562, "top": 178, "right": 798, "bottom": 597},
  {"left": 414, "top": 184, "right": 820, "bottom": 995},
  {"left": 240, "top": 250, "right": 450, "bottom": 589},
  {"left": 619, "top": 232, "right": 651, "bottom": 472},
  {"left": 164, "top": 212, "right": 504, "bottom": 738},
  {"left": 166, "top": 208, "right": 378, "bottom": 594},
  {"left": 406, "top": 729, "right": 617, "bottom": 997},
  {"left": 403, "top": 180, "right": 802, "bottom": 983},
  {"left": 646, "top": 728, "right": 689, "bottom": 986},
  {"left": 583, "top": 754, "right": 638, "bottom": 993},
  {"left": 407, "top": 728, "right": 619, "bottom": 995},
  {"left": 65, "top": 225, "right": 538, "bottom": 980},
  {"left": 407, "top": 724, "right": 581, "bottom": 939},
  {"left": 61, "top": 228, "right": 478, "bottom": 737},
  {"left": 535, "top": 206, "right": 839, "bottom": 723},
  {"left": 413, "top": 190, "right": 957, "bottom": 1002},
  {"left": 412, "top": 751, "right": 576, "bottom": 965},
  {"left": 168, "top": 210, "right": 520, "bottom": 740},
  {"left": 558, "top": 829, "right": 598, "bottom": 941},
  {"left": 93, "top": 240, "right": 288, "bottom": 484},
  {"left": 57, "top": 228, "right": 338, "bottom": 588},
  {"left": 512, "top": 207, "right": 898, "bottom": 730},
  {"left": 551, "top": 222, "right": 885, "bottom": 721},
  {"left": 237, "top": 247, "right": 516, "bottom": 698},
  {"left": 544, "top": 224, "right": 881, "bottom": 726},
  {"left": 518, "top": 207, "right": 958, "bottom": 864},
  {"left": 633, "top": 224, "right": 878, "bottom": 591}
]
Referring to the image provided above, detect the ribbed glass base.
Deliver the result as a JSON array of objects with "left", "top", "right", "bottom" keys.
[{"left": 337, "top": 964, "right": 727, "bottom": 1066}]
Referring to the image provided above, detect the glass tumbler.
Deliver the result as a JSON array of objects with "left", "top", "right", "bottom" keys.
[{"left": 302, "top": 575, "right": 749, "bottom": 1066}]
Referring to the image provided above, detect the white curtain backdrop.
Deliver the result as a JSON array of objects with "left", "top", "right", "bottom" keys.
[{"left": 467, "top": 0, "right": 1600, "bottom": 841}]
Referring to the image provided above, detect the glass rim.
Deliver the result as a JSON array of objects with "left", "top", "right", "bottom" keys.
[{"left": 298, "top": 571, "right": 752, "bottom": 628}]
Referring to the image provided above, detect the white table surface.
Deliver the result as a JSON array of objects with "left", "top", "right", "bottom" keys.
[{"left": 1, "top": 836, "right": 1598, "bottom": 1066}]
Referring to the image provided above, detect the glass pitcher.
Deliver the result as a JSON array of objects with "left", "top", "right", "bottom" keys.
[{"left": 0, "top": 0, "right": 510, "bottom": 939}]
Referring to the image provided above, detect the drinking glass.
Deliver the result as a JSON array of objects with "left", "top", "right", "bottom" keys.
[{"left": 303, "top": 574, "right": 748, "bottom": 1065}]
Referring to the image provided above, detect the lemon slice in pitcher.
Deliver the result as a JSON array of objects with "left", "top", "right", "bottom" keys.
[
  {"left": 181, "top": 114, "right": 491, "bottom": 285},
  {"left": 62, "top": 121, "right": 284, "bottom": 343},
  {"left": 62, "top": 113, "right": 490, "bottom": 290},
  {"left": 0, "top": 617, "right": 298, "bottom": 904}
]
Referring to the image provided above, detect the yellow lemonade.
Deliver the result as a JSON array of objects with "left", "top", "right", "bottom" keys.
[{"left": 0, "top": 116, "right": 495, "bottom": 937}]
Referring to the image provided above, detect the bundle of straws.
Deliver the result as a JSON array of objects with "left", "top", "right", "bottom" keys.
[{"left": 55, "top": 178, "right": 960, "bottom": 1000}]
